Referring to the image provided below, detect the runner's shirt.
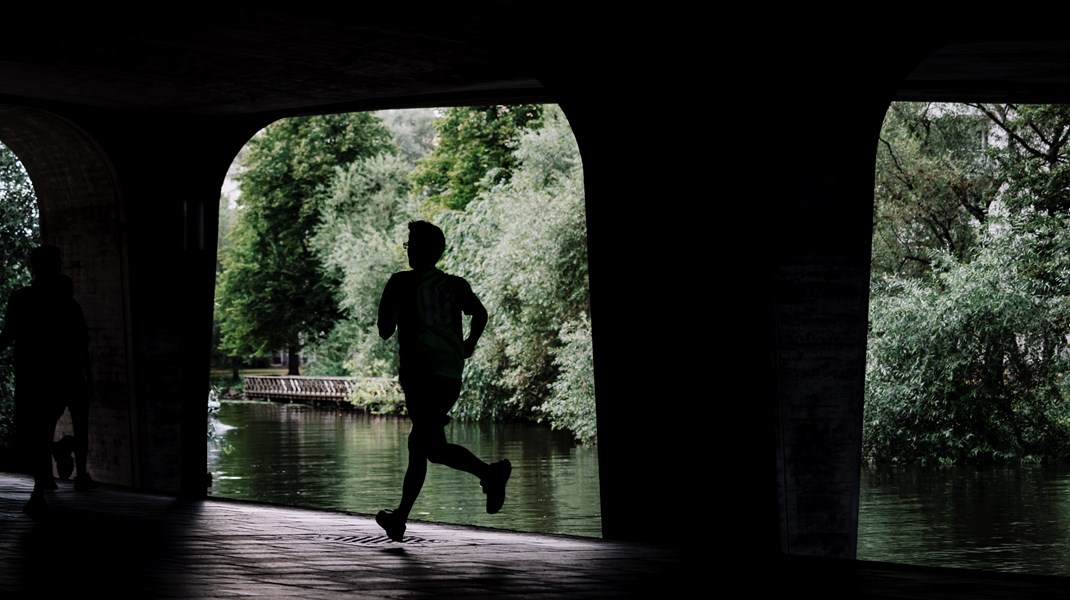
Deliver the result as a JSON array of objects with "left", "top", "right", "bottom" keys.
[{"left": 380, "top": 268, "right": 479, "bottom": 380}]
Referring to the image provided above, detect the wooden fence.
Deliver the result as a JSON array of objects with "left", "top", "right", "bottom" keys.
[{"left": 242, "top": 375, "right": 401, "bottom": 406}]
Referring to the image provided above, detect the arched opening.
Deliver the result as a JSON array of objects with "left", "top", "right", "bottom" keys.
[
  {"left": 207, "top": 103, "right": 600, "bottom": 538},
  {"left": 0, "top": 136, "right": 39, "bottom": 470},
  {"left": 0, "top": 105, "right": 134, "bottom": 487},
  {"left": 860, "top": 76, "right": 1070, "bottom": 574}
]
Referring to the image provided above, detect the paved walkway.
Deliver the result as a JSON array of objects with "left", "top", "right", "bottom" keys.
[{"left": 0, "top": 473, "right": 689, "bottom": 598}]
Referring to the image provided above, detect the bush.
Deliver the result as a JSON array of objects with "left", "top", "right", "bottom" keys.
[{"left": 865, "top": 223, "right": 1070, "bottom": 465}]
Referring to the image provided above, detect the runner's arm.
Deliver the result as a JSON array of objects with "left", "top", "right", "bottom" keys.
[
  {"left": 378, "top": 276, "right": 398, "bottom": 340},
  {"left": 463, "top": 289, "right": 487, "bottom": 359}
]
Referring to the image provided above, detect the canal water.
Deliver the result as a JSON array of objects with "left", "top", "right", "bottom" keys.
[
  {"left": 858, "top": 464, "right": 1070, "bottom": 576},
  {"left": 207, "top": 400, "right": 602, "bottom": 538}
]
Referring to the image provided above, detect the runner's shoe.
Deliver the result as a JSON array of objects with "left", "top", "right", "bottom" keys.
[
  {"left": 376, "top": 509, "right": 406, "bottom": 542},
  {"left": 481, "top": 459, "right": 512, "bottom": 514}
]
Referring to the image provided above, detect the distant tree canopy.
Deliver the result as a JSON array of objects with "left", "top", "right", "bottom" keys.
[
  {"left": 215, "top": 112, "right": 393, "bottom": 374},
  {"left": 411, "top": 105, "right": 543, "bottom": 211},
  {"left": 867, "top": 103, "right": 1070, "bottom": 465},
  {"left": 377, "top": 108, "right": 437, "bottom": 168}
]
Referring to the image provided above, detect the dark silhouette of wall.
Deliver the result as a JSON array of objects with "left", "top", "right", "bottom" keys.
[{"left": 765, "top": 30, "right": 936, "bottom": 560}]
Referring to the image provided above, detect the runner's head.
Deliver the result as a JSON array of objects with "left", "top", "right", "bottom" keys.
[{"left": 406, "top": 221, "right": 446, "bottom": 269}]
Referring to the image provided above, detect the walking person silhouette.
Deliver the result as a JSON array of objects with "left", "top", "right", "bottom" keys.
[
  {"left": 375, "top": 220, "right": 511, "bottom": 542},
  {"left": 0, "top": 244, "right": 96, "bottom": 516}
]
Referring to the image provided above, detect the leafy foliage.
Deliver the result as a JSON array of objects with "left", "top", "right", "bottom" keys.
[
  {"left": 867, "top": 102, "right": 1070, "bottom": 464},
  {"left": 435, "top": 106, "right": 591, "bottom": 434},
  {"left": 341, "top": 377, "right": 405, "bottom": 415},
  {"left": 411, "top": 105, "right": 543, "bottom": 211},
  {"left": 215, "top": 113, "right": 393, "bottom": 372},
  {"left": 0, "top": 143, "right": 38, "bottom": 308},
  {"left": 872, "top": 102, "right": 997, "bottom": 278},
  {"left": 974, "top": 104, "right": 1070, "bottom": 216},
  {"left": 866, "top": 223, "right": 1070, "bottom": 465},
  {"left": 0, "top": 143, "right": 39, "bottom": 454},
  {"left": 307, "top": 153, "right": 416, "bottom": 376},
  {"left": 542, "top": 313, "right": 597, "bottom": 444},
  {"left": 377, "top": 108, "right": 438, "bottom": 167}
]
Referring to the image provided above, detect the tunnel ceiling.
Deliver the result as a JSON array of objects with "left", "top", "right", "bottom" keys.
[
  {"left": 896, "top": 40, "right": 1070, "bottom": 104},
  {"left": 0, "top": 7, "right": 562, "bottom": 116}
]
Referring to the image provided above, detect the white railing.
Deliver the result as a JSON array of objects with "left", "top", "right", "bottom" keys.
[{"left": 242, "top": 375, "right": 400, "bottom": 403}]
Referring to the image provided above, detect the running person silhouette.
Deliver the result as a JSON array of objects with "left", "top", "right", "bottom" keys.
[{"left": 375, "top": 220, "right": 511, "bottom": 542}]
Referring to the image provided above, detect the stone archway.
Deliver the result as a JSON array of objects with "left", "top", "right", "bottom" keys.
[{"left": 0, "top": 105, "right": 136, "bottom": 486}]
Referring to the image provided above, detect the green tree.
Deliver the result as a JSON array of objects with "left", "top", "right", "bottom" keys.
[
  {"left": 545, "top": 313, "right": 597, "bottom": 444},
  {"left": 971, "top": 103, "right": 1070, "bottom": 216},
  {"left": 438, "top": 106, "right": 592, "bottom": 438},
  {"left": 865, "top": 222, "right": 1070, "bottom": 465},
  {"left": 377, "top": 108, "right": 437, "bottom": 167},
  {"left": 216, "top": 112, "right": 393, "bottom": 374},
  {"left": 0, "top": 142, "right": 39, "bottom": 454},
  {"left": 0, "top": 143, "right": 38, "bottom": 302},
  {"left": 412, "top": 104, "right": 543, "bottom": 211},
  {"left": 308, "top": 152, "right": 417, "bottom": 376},
  {"left": 872, "top": 102, "right": 998, "bottom": 280},
  {"left": 211, "top": 193, "right": 238, "bottom": 379},
  {"left": 867, "top": 102, "right": 1070, "bottom": 464},
  {"left": 970, "top": 104, "right": 1070, "bottom": 297}
]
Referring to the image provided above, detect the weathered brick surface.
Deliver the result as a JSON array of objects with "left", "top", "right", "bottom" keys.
[
  {"left": 0, "top": 107, "right": 242, "bottom": 495},
  {"left": 772, "top": 170, "right": 876, "bottom": 557},
  {"left": 0, "top": 106, "right": 136, "bottom": 487},
  {"left": 774, "top": 263, "right": 868, "bottom": 558}
]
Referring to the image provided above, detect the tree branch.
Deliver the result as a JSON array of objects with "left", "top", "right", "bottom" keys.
[
  {"left": 879, "top": 136, "right": 918, "bottom": 194},
  {"left": 952, "top": 184, "right": 989, "bottom": 223},
  {"left": 971, "top": 103, "right": 1053, "bottom": 163}
]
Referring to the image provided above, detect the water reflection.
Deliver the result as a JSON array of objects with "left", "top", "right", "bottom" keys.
[
  {"left": 208, "top": 401, "right": 601, "bottom": 538},
  {"left": 858, "top": 464, "right": 1070, "bottom": 575}
]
